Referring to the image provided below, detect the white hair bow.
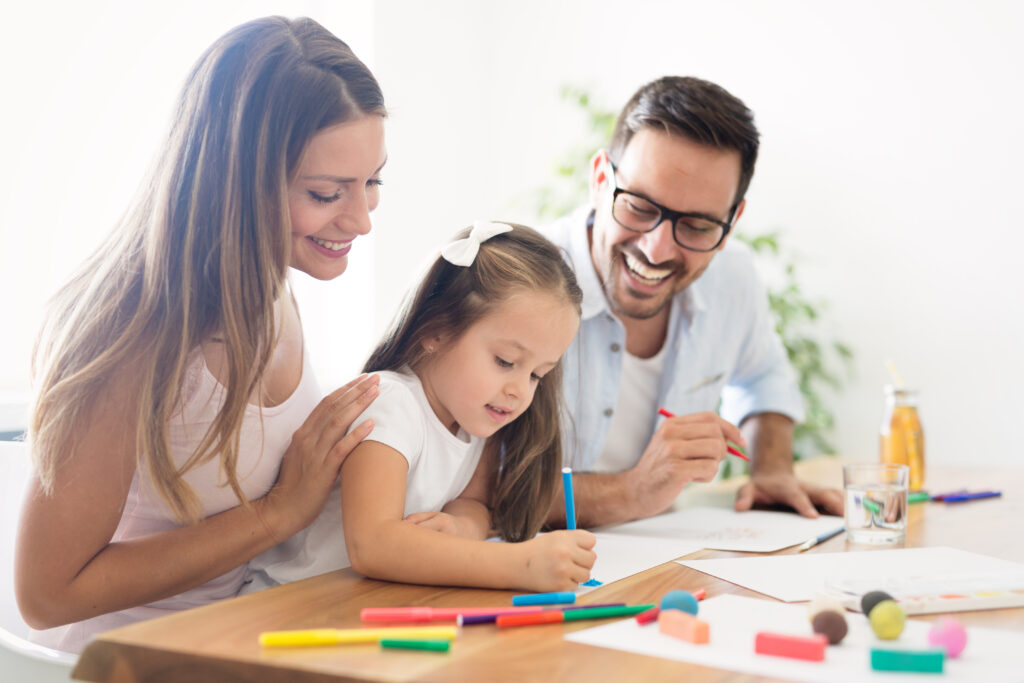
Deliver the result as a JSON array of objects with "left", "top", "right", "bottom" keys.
[{"left": 440, "top": 221, "right": 514, "bottom": 267}]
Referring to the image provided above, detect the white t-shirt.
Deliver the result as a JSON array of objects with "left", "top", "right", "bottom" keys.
[
  {"left": 245, "top": 368, "right": 485, "bottom": 589},
  {"left": 592, "top": 344, "right": 666, "bottom": 473}
]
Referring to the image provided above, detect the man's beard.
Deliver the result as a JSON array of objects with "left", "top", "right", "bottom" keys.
[
  {"left": 601, "top": 246, "right": 689, "bottom": 320},
  {"left": 598, "top": 246, "right": 679, "bottom": 319}
]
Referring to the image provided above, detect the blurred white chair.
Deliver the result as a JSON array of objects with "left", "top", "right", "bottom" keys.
[{"left": 1, "top": 440, "right": 76, "bottom": 680}]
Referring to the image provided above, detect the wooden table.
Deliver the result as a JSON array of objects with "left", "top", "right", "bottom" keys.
[{"left": 72, "top": 459, "right": 1024, "bottom": 682}]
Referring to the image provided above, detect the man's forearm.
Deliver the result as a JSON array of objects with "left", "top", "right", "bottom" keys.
[
  {"left": 740, "top": 412, "right": 796, "bottom": 475},
  {"left": 545, "top": 470, "right": 639, "bottom": 529}
]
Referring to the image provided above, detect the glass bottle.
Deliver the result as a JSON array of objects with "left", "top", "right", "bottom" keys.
[{"left": 880, "top": 385, "right": 925, "bottom": 491}]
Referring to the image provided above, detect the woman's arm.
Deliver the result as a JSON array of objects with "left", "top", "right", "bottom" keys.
[
  {"left": 15, "top": 369, "right": 378, "bottom": 630},
  {"left": 342, "top": 441, "right": 596, "bottom": 592}
]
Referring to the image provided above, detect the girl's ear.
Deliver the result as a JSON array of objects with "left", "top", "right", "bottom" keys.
[{"left": 420, "top": 333, "right": 444, "bottom": 354}]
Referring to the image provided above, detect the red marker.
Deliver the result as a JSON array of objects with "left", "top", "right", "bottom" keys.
[
  {"left": 635, "top": 606, "right": 660, "bottom": 625},
  {"left": 658, "top": 408, "right": 749, "bottom": 461}
]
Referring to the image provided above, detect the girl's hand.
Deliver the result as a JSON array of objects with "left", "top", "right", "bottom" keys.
[
  {"left": 519, "top": 530, "right": 597, "bottom": 592},
  {"left": 260, "top": 374, "right": 379, "bottom": 540}
]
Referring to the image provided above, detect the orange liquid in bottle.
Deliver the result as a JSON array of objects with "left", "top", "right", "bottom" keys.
[{"left": 880, "top": 389, "right": 925, "bottom": 491}]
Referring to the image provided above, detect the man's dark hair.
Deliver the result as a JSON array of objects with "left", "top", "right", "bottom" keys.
[{"left": 609, "top": 76, "right": 759, "bottom": 212}]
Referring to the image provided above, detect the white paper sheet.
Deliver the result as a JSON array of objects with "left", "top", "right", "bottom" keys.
[
  {"left": 585, "top": 533, "right": 705, "bottom": 589},
  {"left": 678, "top": 547, "right": 1024, "bottom": 603},
  {"left": 566, "top": 594, "right": 1023, "bottom": 682},
  {"left": 598, "top": 506, "right": 845, "bottom": 553}
]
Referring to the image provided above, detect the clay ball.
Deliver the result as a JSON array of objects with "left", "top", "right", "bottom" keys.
[
  {"left": 868, "top": 599, "right": 905, "bottom": 640},
  {"left": 860, "top": 590, "right": 895, "bottom": 617},
  {"left": 660, "top": 590, "right": 699, "bottom": 615},
  {"left": 811, "top": 609, "right": 849, "bottom": 645},
  {"left": 928, "top": 617, "right": 968, "bottom": 658},
  {"left": 806, "top": 595, "right": 846, "bottom": 622}
]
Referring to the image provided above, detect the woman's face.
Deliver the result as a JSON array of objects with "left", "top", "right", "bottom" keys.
[{"left": 288, "top": 115, "right": 387, "bottom": 280}]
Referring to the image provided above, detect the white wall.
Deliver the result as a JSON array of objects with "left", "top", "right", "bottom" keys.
[
  {"left": 3, "top": 0, "right": 1022, "bottom": 467},
  {"left": 0, "top": 1, "right": 375, "bottom": 422},
  {"left": 370, "top": 0, "right": 1024, "bottom": 466}
]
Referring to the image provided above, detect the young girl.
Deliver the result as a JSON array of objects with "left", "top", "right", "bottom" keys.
[
  {"left": 16, "top": 17, "right": 387, "bottom": 653},
  {"left": 249, "top": 222, "right": 596, "bottom": 592}
]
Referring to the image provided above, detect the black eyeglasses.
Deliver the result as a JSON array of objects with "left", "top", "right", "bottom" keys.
[{"left": 608, "top": 163, "right": 734, "bottom": 253}]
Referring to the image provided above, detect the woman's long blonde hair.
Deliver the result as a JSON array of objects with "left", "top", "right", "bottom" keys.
[
  {"left": 28, "top": 17, "right": 385, "bottom": 523},
  {"left": 363, "top": 225, "right": 583, "bottom": 541}
]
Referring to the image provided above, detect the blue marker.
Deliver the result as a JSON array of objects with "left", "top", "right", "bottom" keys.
[
  {"left": 562, "top": 466, "right": 602, "bottom": 587},
  {"left": 512, "top": 592, "right": 577, "bottom": 606},
  {"left": 562, "top": 467, "right": 577, "bottom": 530}
]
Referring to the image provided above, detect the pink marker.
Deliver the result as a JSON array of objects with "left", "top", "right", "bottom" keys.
[{"left": 361, "top": 606, "right": 541, "bottom": 623}]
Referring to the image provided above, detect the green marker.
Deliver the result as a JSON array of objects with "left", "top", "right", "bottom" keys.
[
  {"left": 908, "top": 491, "right": 931, "bottom": 503},
  {"left": 561, "top": 604, "right": 656, "bottom": 621},
  {"left": 380, "top": 639, "right": 451, "bottom": 653},
  {"left": 862, "top": 497, "right": 881, "bottom": 514}
]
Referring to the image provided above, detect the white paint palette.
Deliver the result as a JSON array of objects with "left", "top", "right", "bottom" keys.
[{"left": 825, "top": 571, "right": 1024, "bottom": 614}]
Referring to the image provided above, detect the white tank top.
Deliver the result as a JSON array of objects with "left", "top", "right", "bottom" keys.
[{"left": 30, "top": 346, "right": 321, "bottom": 653}]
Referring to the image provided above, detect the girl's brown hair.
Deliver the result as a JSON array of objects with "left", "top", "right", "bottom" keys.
[
  {"left": 364, "top": 224, "right": 582, "bottom": 541},
  {"left": 29, "top": 17, "right": 385, "bottom": 523}
]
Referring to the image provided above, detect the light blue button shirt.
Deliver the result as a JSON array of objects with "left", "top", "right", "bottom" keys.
[{"left": 544, "top": 208, "right": 805, "bottom": 471}]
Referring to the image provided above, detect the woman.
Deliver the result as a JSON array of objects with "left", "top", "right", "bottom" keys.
[{"left": 15, "top": 16, "right": 386, "bottom": 653}]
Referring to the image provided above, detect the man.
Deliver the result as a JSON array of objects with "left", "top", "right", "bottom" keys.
[{"left": 545, "top": 76, "right": 843, "bottom": 527}]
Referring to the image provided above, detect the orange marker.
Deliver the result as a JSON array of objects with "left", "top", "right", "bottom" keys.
[
  {"left": 496, "top": 604, "right": 653, "bottom": 628},
  {"left": 497, "top": 611, "right": 563, "bottom": 627}
]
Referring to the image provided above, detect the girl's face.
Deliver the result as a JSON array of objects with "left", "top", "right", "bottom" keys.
[
  {"left": 288, "top": 115, "right": 387, "bottom": 281},
  {"left": 418, "top": 291, "right": 580, "bottom": 438}
]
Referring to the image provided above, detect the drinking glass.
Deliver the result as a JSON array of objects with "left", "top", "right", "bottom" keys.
[{"left": 843, "top": 463, "right": 909, "bottom": 544}]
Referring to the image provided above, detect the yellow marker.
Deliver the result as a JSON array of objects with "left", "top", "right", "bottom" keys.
[{"left": 260, "top": 625, "right": 458, "bottom": 648}]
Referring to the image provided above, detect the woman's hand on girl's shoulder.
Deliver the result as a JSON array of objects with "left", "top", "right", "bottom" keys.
[
  {"left": 260, "top": 373, "right": 379, "bottom": 540},
  {"left": 518, "top": 529, "right": 596, "bottom": 593}
]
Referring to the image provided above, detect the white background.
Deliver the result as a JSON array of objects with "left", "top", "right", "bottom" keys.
[{"left": 2, "top": 0, "right": 1022, "bottom": 467}]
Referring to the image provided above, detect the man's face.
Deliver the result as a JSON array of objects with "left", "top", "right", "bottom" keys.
[{"left": 588, "top": 128, "right": 744, "bottom": 320}]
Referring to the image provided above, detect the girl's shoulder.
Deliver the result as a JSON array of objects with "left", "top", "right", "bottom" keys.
[
  {"left": 353, "top": 368, "right": 432, "bottom": 463},
  {"left": 372, "top": 368, "right": 427, "bottom": 413}
]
